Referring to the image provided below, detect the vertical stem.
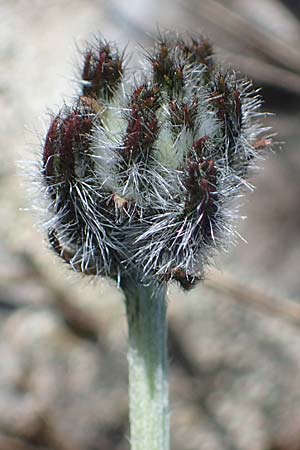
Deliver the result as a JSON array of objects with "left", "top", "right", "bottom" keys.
[{"left": 122, "top": 279, "right": 169, "bottom": 450}]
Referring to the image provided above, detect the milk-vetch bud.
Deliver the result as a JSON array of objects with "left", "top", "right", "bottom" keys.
[{"left": 40, "top": 33, "right": 271, "bottom": 288}]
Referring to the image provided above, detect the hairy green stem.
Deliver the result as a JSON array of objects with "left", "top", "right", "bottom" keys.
[{"left": 123, "top": 279, "right": 169, "bottom": 450}]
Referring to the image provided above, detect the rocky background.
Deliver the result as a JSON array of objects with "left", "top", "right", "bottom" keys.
[{"left": 1, "top": 1, "right": 300, "bottom": 449}]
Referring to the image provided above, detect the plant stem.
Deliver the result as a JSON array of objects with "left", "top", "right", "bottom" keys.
[{"left": 122, "top": 278, "right": 169, "bottom": 450}]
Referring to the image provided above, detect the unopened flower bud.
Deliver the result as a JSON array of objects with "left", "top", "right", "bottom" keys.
[{"left": 40, "top": 33, "right": 271, "bottom": 289}]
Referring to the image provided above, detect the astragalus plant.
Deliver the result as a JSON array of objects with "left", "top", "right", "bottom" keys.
[{"left": 40, "top": 32, "right": 271, "bottom": 450}]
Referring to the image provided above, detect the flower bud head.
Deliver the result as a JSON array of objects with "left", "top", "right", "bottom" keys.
[{"left": 40, "top": 33, "right": 272, "bottom": 288}]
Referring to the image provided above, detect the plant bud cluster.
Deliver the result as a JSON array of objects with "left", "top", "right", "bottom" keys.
[{"left": 41, "top": 33, "right": 271, "bottom": 289}]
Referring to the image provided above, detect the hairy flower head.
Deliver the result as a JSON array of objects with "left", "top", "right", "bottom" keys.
[{"left": 41, "top": 33, "right": 271, "bottom": 289}]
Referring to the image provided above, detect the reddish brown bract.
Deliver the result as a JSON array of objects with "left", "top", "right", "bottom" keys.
[
  {"left": 180, "top": 37, "right": 213, "bottom": 67},
  {"left": 169, "top": 100, "right": 197, "bottom": 131},
  {"left": 151, "top": 41, "right": 184, "bottom": 95},
  {"left": 185, "top": 158, "right": 218, "bottom": 239},
  {"left": 82, "top": 42, "right": 123, "bottom": 100},
  {"left": 123, "top": 85, "right": 160, "bottom": 162},
  {"left": 43, "top": 109, "right": 94, "bottom": 183}
]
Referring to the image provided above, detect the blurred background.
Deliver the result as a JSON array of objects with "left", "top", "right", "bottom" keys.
[{"left": 1, "top": 0, "right": 300, "bottom": 449}]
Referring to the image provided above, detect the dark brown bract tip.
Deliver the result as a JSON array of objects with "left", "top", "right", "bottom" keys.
[
  {"left": 181, "top": 37, "right": 213, "bottom": 67},
  {"left": 123, "top": 84, "right": 160, "bottom": 163},
  {"left": 150, "top": 40, "right": 184, "bottom": 96},
  {"left": 185, "top": 158, "right": 218, "bottom": 240},
  {"left": 169, "top": 267, "right": 201, "bottom": 290},
  {"left": 169, "top": 100, "right": 198, "bottom": 132},
  {"left": 82, "top": 40, "right": 123, "bottom": 101},
  {"left": 43, "top": 107, "right": 95, "bottom": 184},
  {"left": 210, "top": 75, "right": 242, "bottom": 136}
]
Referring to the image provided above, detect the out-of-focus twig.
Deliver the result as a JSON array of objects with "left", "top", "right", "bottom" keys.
[
  {"left": 4, "top": 251, "right": 103, "bottom": 345},
  {"left": 180, "top": 0, "right": 300, "bottom": 74},
  {"left": 0, "top": 434, "right": 47, "bottom": 450},
  {"left": 4, "top": 250, "right": 300, "bottom": 331},
  {"left": 222, "top": 51, "right": 300, "bottom": 95},
  {"left": 206, "top": 269, "right": 300, "bottom": 327}
]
